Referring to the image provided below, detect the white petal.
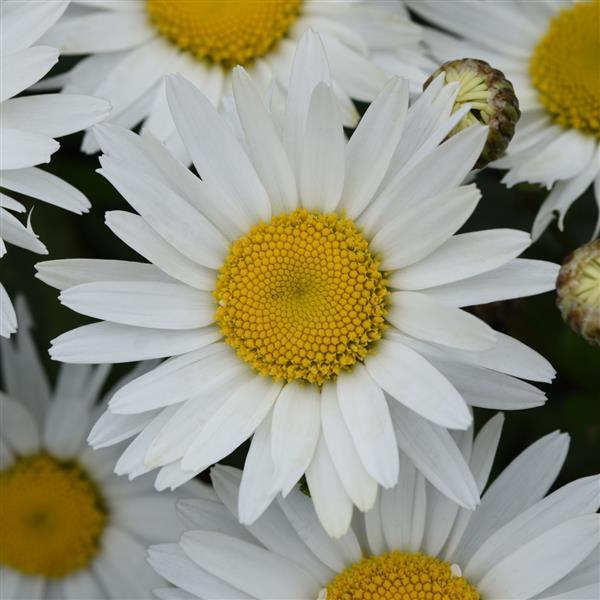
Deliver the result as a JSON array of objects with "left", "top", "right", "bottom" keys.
[
  {"left": 99, "top": 156, "right": 228, "bottom": 269},
  {"left": 271, "top": 382, "right": 321, "bottom": 496},
  {"left": 105, "top": 210, "right": 215, "bottom": 290},
  {"left": 36, "top": 258, "right": 172, "bottom": 290},
  {"left": 59, "top": 279, "right": 214, "bottom": 330},
  {"left": 166, "top": 73, "right": 271, "bottom": 226},
  {"left": 369, "top": 184, "right": 481, "bottom": 269},
  {"left": 147, "top": 543, "right": 251, "bottom": 599},
  {"left": 1, "top": 94, "right": 110, "bottom": 138},
  {"left": 0, "top": 207, "right": 47, "bottom": 253},
  {"left": 478, "top": 515, "right": 600, "bottom": 600},
  {"left": 300, "top": 82, "right": 345, "bottom": 213},
  {"left": 387, "top": 291, "right": 497, "bottom": 350},
  {"left": 466, "top": 475, "right": 600, "bottom": 582},
  {"left": 180, "top": 531, "right": 321, "bottom": 599},
  {"left": 181, "top": 375, "right": 282, "bottom": 472},
  {"left": 336, "top": 364, "right": 399, "bottom": 488},
  {"left": 0, "top": 392, "right": 40, "bottom": 454},
  {"left": 306, "top": 431, "right": 354, "bottom": 538},
  {"left": 380, "top": 453, "right": 427, "bottom": 552},
  {"left": 284, "top": 30, "right": 331, "bottom": 175},
  {"left": 452, "top": 431, "right": 570, "bottom": 565},
  {"left": 50, "top": 321, "right": 220, "bottom": 364},
  {"left": 109, "top": 344, "right": 239, "bottom": 414},
  {"left": 388, "top": 401, "right": 479, "bottom": 509},
  {"left": 1, "top": 46, "right": 58, "bottom": 102},
  {"left": 340, "top": 77, "right": 409, "bottom": 218},
  {"left": 320, "top": 382, "right": 378, "bottom": 512},
  {"left": 390, "top": 229, "right": 531, "bottom": 290},
  {"left": 1, "top": 167, "right": 90, "bottom": 213},
  {"left": 365, "top": 338, "right": 471, "bottom": 429},
  {"left": 41, "top": 10, "right": 154, "bottom": 54},
  {"left": 0, "top": 127, "right": 58, "bottom": 170},
  {"left": 0, "top": 284, "right": 17, "bottom": 338},
  {"left": 88, "top": 408, "right": 159, "bottom": 449},
  {"left": 1, "top": 0, "right": 68, "bottom": 54},
  {"left": 232, "top": 66, "right": 297, "bottom": 215}
]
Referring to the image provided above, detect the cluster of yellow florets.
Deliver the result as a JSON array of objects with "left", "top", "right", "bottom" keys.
[
  {"left": 146, "top": 0, "right": 301, "bottom": 66},
  {"left": 325, "top": 551, "right": 480, "bottom": 600},
  {"left": 529, "top": 1, "right": 600, "bottom": 137},
  {"left": 0, "top": 453, "right": 107, "bottom": 578},
  {"left": 215, "top": 209, "right": 388, "bottom": 384}
]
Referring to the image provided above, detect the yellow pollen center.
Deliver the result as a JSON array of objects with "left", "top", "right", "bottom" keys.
[
  {"left": 0, "top": 453, "right": 107, "bottom": 578},
  {"left": 215, "top": 209, "right": 388, "bottom": 385},
  {"left": 325, "top": 551, "right": 480, "bottom": 600},
  {"left": 529, "top": 1, "right": 600, "bottom": 137},
  {"left": 146, "top": 0, "right": 302, "bottom": 67}
]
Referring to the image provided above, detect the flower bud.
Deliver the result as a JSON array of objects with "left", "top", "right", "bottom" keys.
[
  {"left": 556, "top": 240, "right": 600, "bottom": 346},
  {"left": 424, "top": 58, "right": 520, "bottom": 168}
]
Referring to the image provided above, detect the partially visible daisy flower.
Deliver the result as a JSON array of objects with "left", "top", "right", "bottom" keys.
[
  {"left": 148, "top": 416, "right": 600, "bottom": 600},
  {"left": 38, "top": 0, "right": 432, "bottom": 155},
  {"left": 0, "top": 299, "right": 202, "bottom": 600},
  {"left": 408, "top": 0, "right": 600, "bottom": 240},
  {"left": 0, "top": 0, "right": 110, "bottom": 337},
  {"left": 41, "top": 32, "right": 557, "bottom": 537}
]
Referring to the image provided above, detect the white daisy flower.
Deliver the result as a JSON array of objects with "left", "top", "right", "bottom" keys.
[
  {"left": 40, "top": 32, "right": 558, "bottom": 537},
  {"left": 0, "top": 299, "right": 200, "bottom": 600},
  {"left": 407, "top": 0, "right": 600, "bottom": 240},
  {"left": 147, "top": 416, "right": 600, "bottom": 600},
  {"left": 0, "top": 0, "right": 110, "bottom": 338},
  {"left": 38, "top": 0, "right": 433, "bottom": 154}
]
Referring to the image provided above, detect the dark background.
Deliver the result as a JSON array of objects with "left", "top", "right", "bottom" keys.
[{"left": 2, "top": 56, "right": 599, "bottom": 490}]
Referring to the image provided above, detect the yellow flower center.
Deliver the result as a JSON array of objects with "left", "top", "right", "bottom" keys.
[
  {"left": 529, "top": 1, "right": 600, "bottom": 137},
  {"left": 0, "top": 453, "right": 107, "bottom": 578},
  {"left": 146, "top": 0, "right": 302, "bottom": 67},
  {"left": 324, "top": 551, "right": 480, "bottom": 600},
  {"left": 215, "top": 209, "right": 388, "bottom": 385},
  {"left": 573, "top": 251, "right": 600, "bottom": 306},
  {"left": 446, "top": 67, "right": 493, "bottom": 134}
]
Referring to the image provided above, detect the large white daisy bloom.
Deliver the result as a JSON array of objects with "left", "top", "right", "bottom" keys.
[
  {"left": 407, "top": 0, "right": 600, "bottom": 240},
  {"left": 0, "top": 299, "right": 202, "bottom": 600},
  {"left": 0, "top": 0, "right": 110, "bottom": 338},
  {"left": 38, "top": 0, "right": 433, "bottom": 154},
  {"left": 40, "top": 32, "right": 558, "bottom": 537},
  {"left": 148, "top": 416, "right": 600, "bottom": 600}
]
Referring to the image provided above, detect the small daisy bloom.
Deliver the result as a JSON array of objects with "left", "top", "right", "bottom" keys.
[
  {"left": 38, "top": 0, "right": 432, "bottom": 154},
  {"left": 41, "top": 32, "right": 558, "bottom": 537},
  {"left": 0, "top": 0, "right": 110, "bottom": 337},
  {"left": 147, "top": 416, "right": 600, "bottom": 600},
  {"left": 0, "top": 299, "right": 198, "bottom": 599},
  {"left": 408, "top": 0, "right": 600, "bottom": 240}
]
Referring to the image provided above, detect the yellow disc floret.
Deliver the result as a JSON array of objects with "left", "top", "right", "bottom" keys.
[
  {"left": 146, "top": 0, "right": 301, "bottom": 67},
  {"left": 0, "top": 453, "right": 107, "bottom": 578},
  {"left": 215, "top": 209, "right": 388, "bottom": 385},
  {"left": 325, "top": 551, "right": 480, "bottom": 600},
  {"left": 529, "top": 1, "right": 600, "bottom": 137}
]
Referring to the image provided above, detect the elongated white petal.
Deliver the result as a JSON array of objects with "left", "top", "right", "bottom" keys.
[
  {"left": 0, "top": 208, "right": 47, "bottom": 254},
  {"left": 105, "top": 211, "right": 216, "bottom": 290},
  {"left": 320, "top": 382, "right": 378, "bottom": 512},
  {"left": 0, "top": 285, "right": 17, "bottom": 338},
  {"left": 180, "top": 531, "right": 320, "bottom": 599},
  {"left": 59, "top": 281, "right": 215, "bottom": 330},
  {"left": 232, "top": 67, "right": 297, "bottom": 215},
  {"left": 0, "top": 392, "right": 40, "bottom": 455},
  {"left": 478, "top": 515, "right": 600, "bottom": 600},
  {"left": 387, "top": 291, "right": 496, "bottom": 351},
  {"left": 340, "top": 77, "right": 409, "bottom": 218},
  {"left": 88, "top": 408, "right": 159, "bottom": 449},
  {"left": 0, "top": 128, "right": 58, "bottom": 170},
  {"left": 37, "top": 259, "right": 173, "bottom": 290},
  {"left": 271, "top": 382, "right": 321, "bottom": 496},
  {"left": 365, "top": 338, "right": 471, "bottom": 429},
  {"left": 389, "top": 401, "right": 479, "bottom": 509},
  {"left": 300, "top": 82, "right": 345, "bottom": 213},
  {"left": 1, "top": 46, "right": 58, "bottom": 102},
  {"left": 166, "top": 74, "right": 271, "bottom": 226},
  {"left": 306, "top": 431, "right": 354, "bottom": 538},
  {"left": 390, "top": 229, "right": 531, "bottom": 290},
  {"left": 336, "top": 364, "right": 399, "bottom": 488}
]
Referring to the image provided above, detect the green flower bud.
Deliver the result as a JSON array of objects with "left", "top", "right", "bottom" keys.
[
  {"left": 424, "top": 58, "right": 520, "bottom": 168},
  {"left": 556, "top": 240, "right": 600, "bottom": 346}
]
